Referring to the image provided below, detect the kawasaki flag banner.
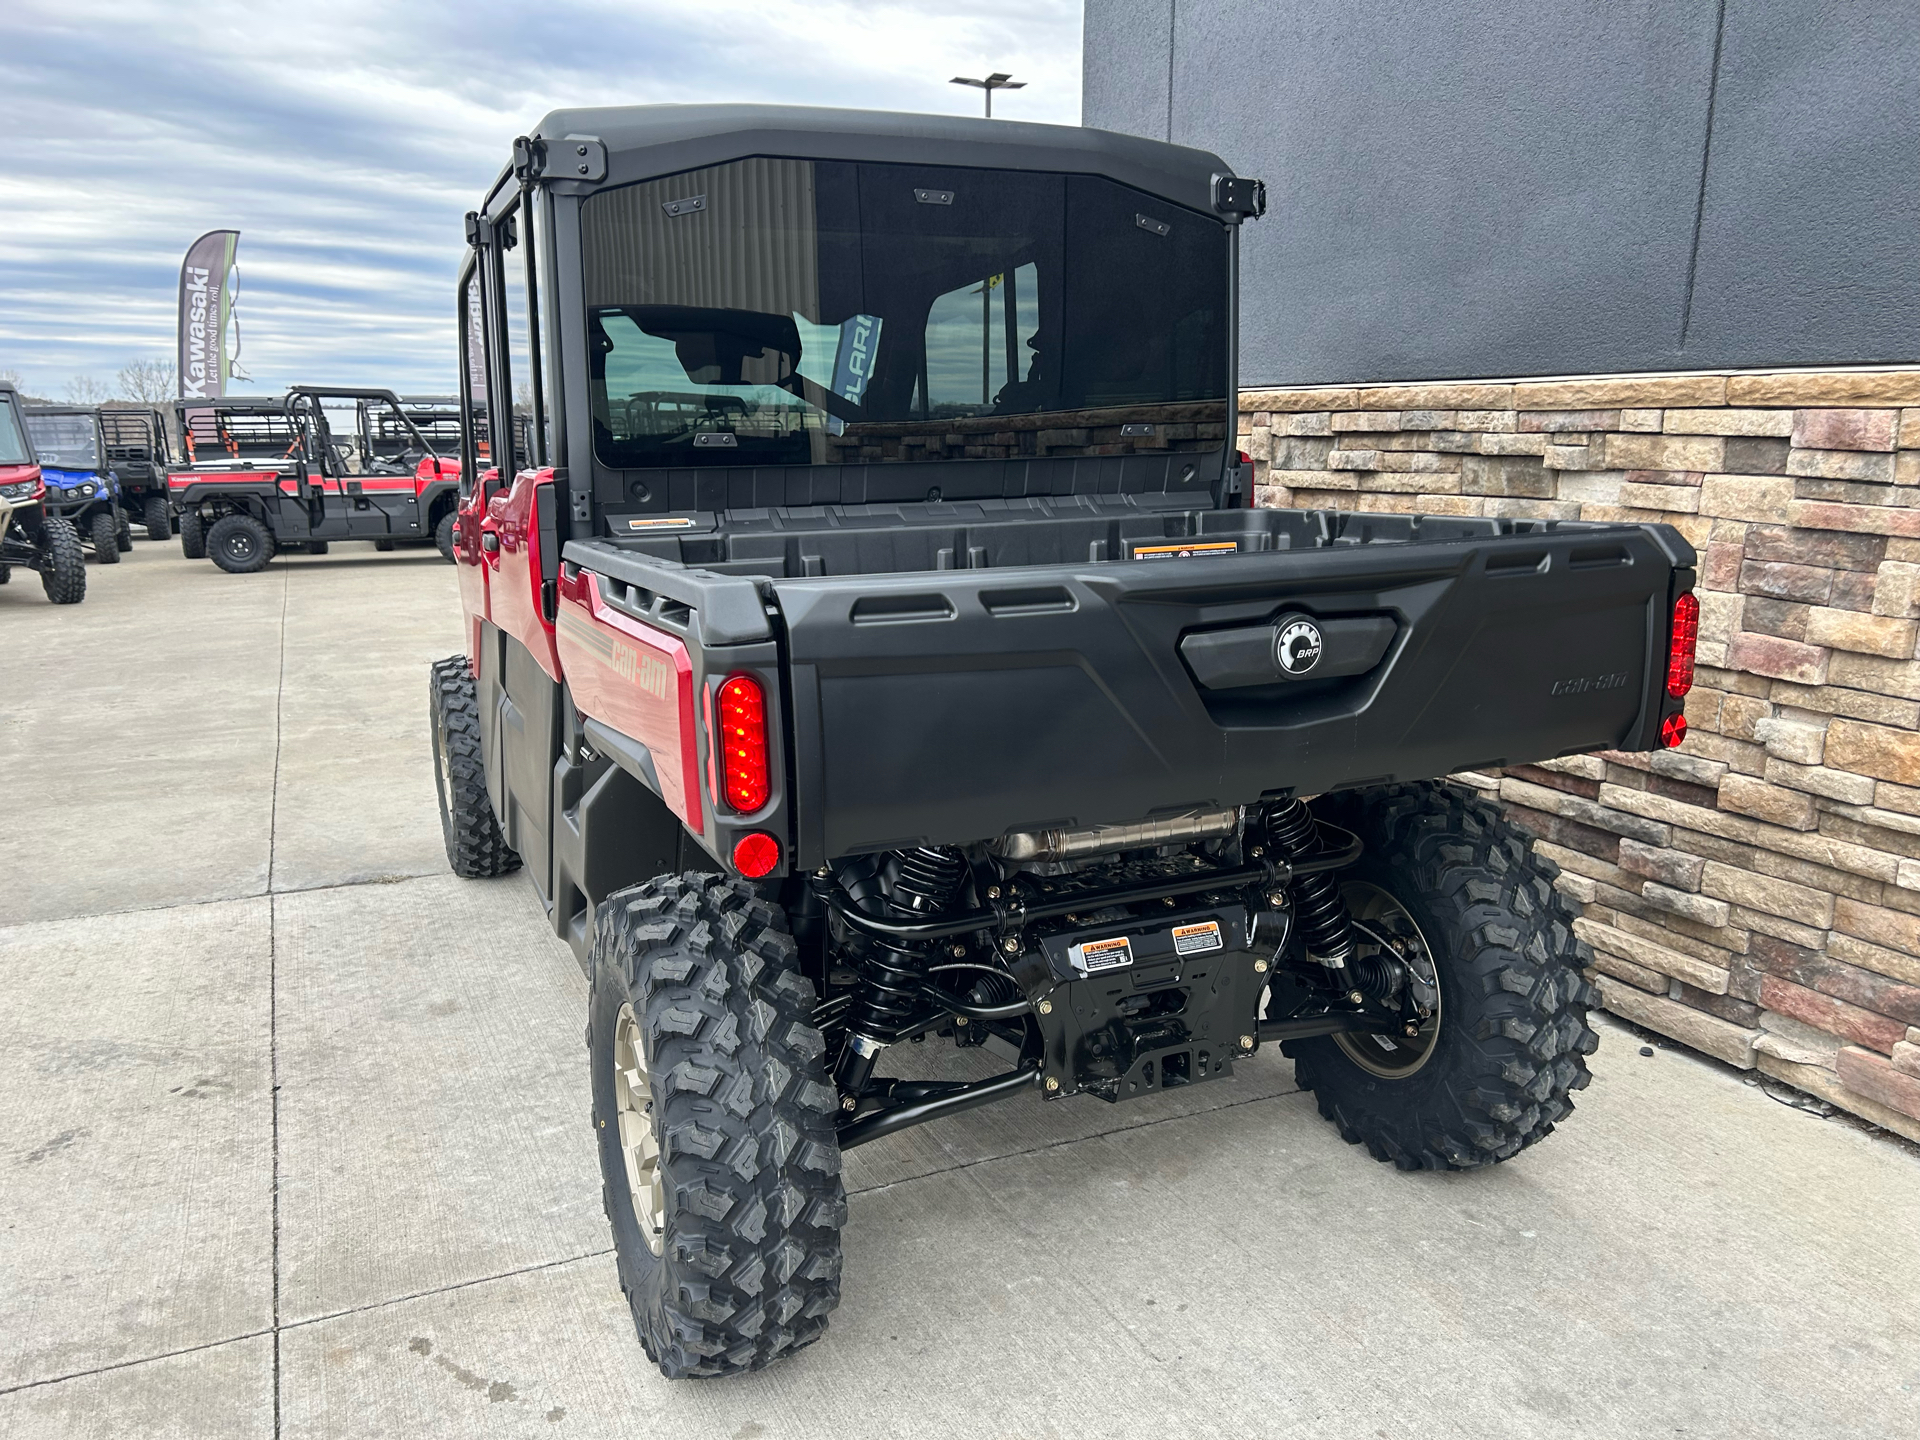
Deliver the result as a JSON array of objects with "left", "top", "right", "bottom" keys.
[{"left": 177, "top": 230, "right": 241, "bottom": 400}]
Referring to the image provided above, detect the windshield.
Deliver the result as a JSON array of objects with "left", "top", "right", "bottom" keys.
[
  {"left": 0, "top": 397, "right": 31, "bottom": 466},
  {"left": 23, "top": 412, "right": 98, "bottom": 470},
  {"left": 581, "top": 158, "right": 1228, "bottom": 469}
]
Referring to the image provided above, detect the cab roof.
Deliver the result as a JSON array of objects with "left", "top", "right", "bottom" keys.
[{"left": 525, "top": 103, "right": 1235, "bottom": 215}]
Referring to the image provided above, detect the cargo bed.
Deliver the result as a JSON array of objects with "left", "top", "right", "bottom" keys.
[{"left": 561, "top": 502, "right": 1695, "bottom": 865}]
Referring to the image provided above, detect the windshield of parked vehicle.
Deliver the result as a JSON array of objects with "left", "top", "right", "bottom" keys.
[
  {"left": 581, "top": 158, "right": 1229, "bottom": 469},
  {"left": 0, "top": 397, "right": 31, "bottom": 466},
  {"left": 23, "top": 412, "right": 99, "bottom": 470}
]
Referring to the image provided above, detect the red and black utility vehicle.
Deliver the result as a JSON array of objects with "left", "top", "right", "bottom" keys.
[
  {"left": 432, "top": 105, "right": 1701, "bottom": 1378},
  {"left": 0, "top": 382, "right": 87, "bottom": 603},
  {"left": 168, "top": 387, "right": 460, "bottom": 572}
]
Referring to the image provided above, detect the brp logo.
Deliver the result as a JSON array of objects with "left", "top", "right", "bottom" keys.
[{"left": 1275, "top": 616, "right": 1324, "bottom": 676}]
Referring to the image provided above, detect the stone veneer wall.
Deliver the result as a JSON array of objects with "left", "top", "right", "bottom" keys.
[{"left": 1239, "top": 369, "right": 1920, "bottom": 1143}]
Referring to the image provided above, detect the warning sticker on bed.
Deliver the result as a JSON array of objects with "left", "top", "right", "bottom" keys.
[
  {"left": 1067, "top": 935, "right": 1135, "bottom": 975},
  {"left": 1131, "top": 540, "right": 1239, "bottom": 561},
  {"left": 1170, "top": 920, "right": 1224, "bottom": 955},
  {"left": 625, "top": 516, "right": 697, "bottom": 531}
]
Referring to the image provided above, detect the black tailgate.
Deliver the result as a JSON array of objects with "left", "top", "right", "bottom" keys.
[{"left": 772, "top": 522, "right": 1693, "bottom": 859}]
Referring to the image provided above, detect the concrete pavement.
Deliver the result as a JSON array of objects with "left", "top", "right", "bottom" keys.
[{"left": 2, "top": 540, "right": 1916, "bottom": 1439}]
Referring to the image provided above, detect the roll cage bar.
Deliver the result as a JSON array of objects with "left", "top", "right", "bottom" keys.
[{"left": 175, "top": 388, "right": 442, "bottom": 474}]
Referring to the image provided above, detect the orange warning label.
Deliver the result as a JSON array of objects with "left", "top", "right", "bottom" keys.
[
  {"left": 1171, "top": 920, "right": 1224, "bottom": 955},
  {"left": 1130, "top": 540, "right": 1239, "bottom": 561},
  {"left": 1068, "top": 935, "right": 1135, "bottom": 974}
]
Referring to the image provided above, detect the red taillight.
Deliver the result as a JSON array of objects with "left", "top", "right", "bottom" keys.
[
  {"left": 1661, "top": 712, "right": 1688, "bottom": 748},
  {"left": 732, "top": 831, "right": 780, "bottom": 878},
  {"left": 1667, "top": 592, "right": 1699, "bottom": 699},
  {"left": 716, "top": 674, "right": 769, "bottom": 812}
]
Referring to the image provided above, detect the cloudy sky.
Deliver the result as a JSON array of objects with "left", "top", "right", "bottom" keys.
[{"left": 0, "top": 0, "right": 1082, "bottom": 401}]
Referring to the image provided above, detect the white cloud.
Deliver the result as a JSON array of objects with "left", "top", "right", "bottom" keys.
[{"left": 0, "top": 0, "right": 1082, "bottom": 398}]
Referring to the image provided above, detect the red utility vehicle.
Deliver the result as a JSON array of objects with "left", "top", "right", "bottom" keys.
[
  {"left": 0, "top": 381, "right": 87, "bottom": 603},
  {"left": 433, "top": 105, "right": 1699, "bottom": 1380},
  {"left": 168, "top": 387, "right": 461, "bottom": 571}
]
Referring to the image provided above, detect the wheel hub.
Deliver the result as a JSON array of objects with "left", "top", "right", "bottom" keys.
[
  {"left": 612, "top": 1002, "right": 666, "bottom": 1255},
  {"left": 1334, "top": 881, "right": 1443, "bottom": 1078}
]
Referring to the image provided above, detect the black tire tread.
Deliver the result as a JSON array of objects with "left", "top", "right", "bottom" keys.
[
  {"left": 180, "top": 510, "right": 206, "bottom": 559},
  {"left": 144, "top": 495, "right": 172, "bottom": 542},
  {"left": 38, "top": 516, "right": 86, "bottom": 604},
  {"left": 90, "top": 510, "right": 121, "bottom": 564},
  {"left": 428, "top": 654, "right": 519, "bottom": 878},
  {"left": 435, "top": 510, "right": 456, "bottom": 564},
  {"left": 593, "top": 875, "right": 844, "bottom": 1378},
  {"left": 1286, "top": 782, "right": 1599, "bottom": 1171}
]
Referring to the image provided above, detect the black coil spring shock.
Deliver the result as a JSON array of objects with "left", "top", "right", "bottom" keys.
[
  {"left": 836, "top": 847, "right": 968, "bottom": 1093},
  {"left": 1266, "top": 799, "right": 1354, "bottom": 973}
]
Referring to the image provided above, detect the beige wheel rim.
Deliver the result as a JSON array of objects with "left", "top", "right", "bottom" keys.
[
  {"left": 1333, "top": 881, "right": 1443, "bottom": 1079},
  {"left": 613, "top": 1002, "right": 667, "bottom": 1256}
]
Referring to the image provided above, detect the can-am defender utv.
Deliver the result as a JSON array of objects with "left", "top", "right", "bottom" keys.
[
  {"left": 22, "top": 406, "right": 132, "bottom": 564},
  {"left": 169, "top": 388, "right": 459, "bottom": 572},
  {"left": 0, "top": 383, "right": 87, "bottom": 603},
  {"left": 435, "top": 105, "right": 1699, "bottom": 1378},
  {"left": 100, "top": 406, "right": 177, "bottom": 540}
]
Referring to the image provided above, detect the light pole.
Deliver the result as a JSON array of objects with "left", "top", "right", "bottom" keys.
[{"left": 950, "top": 72, "right": 1024, "bottom": 118}]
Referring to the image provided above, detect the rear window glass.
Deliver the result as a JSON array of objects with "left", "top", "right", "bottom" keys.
[{"left": 581, "top": 158, "right": 1228, "bottom": 469}]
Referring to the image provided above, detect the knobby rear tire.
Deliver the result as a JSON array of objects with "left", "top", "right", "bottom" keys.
[
  {"left": 1285, "top": 781, "right": 1599, "bottom": 1170},
  {"left": 179, "top": 510, "right": 207, "bottom": 560},
  {"left": 589, "top": 875, "right": 845, "bottom": 1379},
  {"left": 427, "top": 654, "right": 519, "bottom": 878},
  {"left": 435, "top": 510, "right": 457, "bottom": 564}
]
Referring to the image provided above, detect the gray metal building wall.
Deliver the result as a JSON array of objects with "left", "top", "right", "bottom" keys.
[{"left": 1083, "top": 1, "right": 1920, "bottom": 389}]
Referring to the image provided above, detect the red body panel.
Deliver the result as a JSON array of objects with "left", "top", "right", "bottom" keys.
[
  {"left": 455, "top": 468, "right": 494, "bottom": 664},
  {"left": 0, "top": 462, "right": 41, "bottom": 492},
  {"left": 168, "top": 456, "right": 457, "bottom": 498},
  {"left": 554, "top": 570, "right": 704, "bottom": 835},
  {"left": 169, "top": 467, "right": 287, "bottom": 494},
  {"left": 485, "top": 467, "right": 562, "bottom": 682}
]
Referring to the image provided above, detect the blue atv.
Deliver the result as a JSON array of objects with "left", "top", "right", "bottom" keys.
[{"left": 22, "top": 406, "right": 132, "bottom": 564}]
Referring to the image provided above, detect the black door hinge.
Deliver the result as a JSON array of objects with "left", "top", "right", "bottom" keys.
[{"left": 1212, "top": 175, "right": 1268, "bottom": 221}]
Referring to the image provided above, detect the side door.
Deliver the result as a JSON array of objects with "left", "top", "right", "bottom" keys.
[
  {"left": 310, "top": 395, "right": 394, "bottom": 539},
  {"left": 354, "top": 395, "right": 429, "bottom": 541},
  {"left": 470, "top": 188, "right": 563, "bottom": 909}
]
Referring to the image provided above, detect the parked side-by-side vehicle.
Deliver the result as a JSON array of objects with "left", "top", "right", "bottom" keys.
[
  {"left": 100, "top": 406, "right": 177, "bottom": 540},
  {"left": 0, "top": 383, "right": 87, "bottom": 603},
  {"left": 167, "top": 388, "right": 461, "bottom": 571},
  {"left": 430, "top": 105, "right": 1700, "bottom": 1378},
  {"left": 22, "top": 406, "right": 131, "bottom": 564}
]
